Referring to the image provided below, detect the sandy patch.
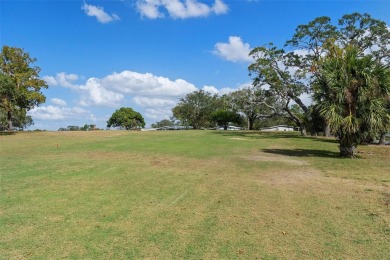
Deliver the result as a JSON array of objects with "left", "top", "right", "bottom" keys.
[
  {"left": 106, "top": 134, "right": 122, "bottom": 138},
  {"left": 243, "top": 154, "right": 309, "bottom": 166},
  {"left": 230, "top": 138, "right": 248, "bottom": 141},
  {"left": 258, "top": 169, "right": 322, "bottom": 187}
]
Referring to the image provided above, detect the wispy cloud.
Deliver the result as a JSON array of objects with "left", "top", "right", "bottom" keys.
[
  {"left": 82, "top": 2, "right": 120, "bottom": 24},
  {"left": 136, "top": 0, "right": 228, "bottom": 19},
  {"left": 51, "top": 98, "right": 67, "bottom": 107},
  {"left": 43, "top": 72, "right": 79, "bottom": 89}
]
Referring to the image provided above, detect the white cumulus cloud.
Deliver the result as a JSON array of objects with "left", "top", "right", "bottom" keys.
[
  {"left": 82, "top": 3, "right": 120, "bottom": 24},
  {"left": 145, "top": 107, "right": 173, "bottom": 120},
  {"left": 41, "top": 70, "right": 240, "bottom": 125},
  {"left": 136, "top": 0, "right": 163, "bottom": 19},
  {"left": 213, "top": 36, "right": 253, "bottom": 62},
  {"left": 29, "top": 105, "right": 90, "bottom": 121},
  {"left": 79, "top": 78, "right": 124, "bottom": 107},
  {"left": 202, "top": 85, "right": 219, "bottom": 94},
  {"left": 136, "top": 0, "right": 228, "bottom": 19},
  {"left": 133, "top": 97, "right": 177, "bottom": 107},
  {"left": 213, "top": 0, "right": 228, "bottom": 14},
  {"left": 203, "top": 85, "right": 239, "bottom": 95},
  {"left": 101, "top": 70, "right": 198, "bottom": 96}
]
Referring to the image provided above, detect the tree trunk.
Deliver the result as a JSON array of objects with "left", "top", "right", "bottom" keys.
[
  {"left": 339, "top": 145, "right": 356, "bottom": 158},
  {"left": 288, "top": 94, "right": 308, "bottom": 113},
  {"left": 300, "top": 126, "right": 306, "bottom": 137},
  {"left": 283, "top": 104, "right": 306, "bottom": 137},
  {"left": 224, "top": 125, "right": 228, "bottom": 130},
  {"left": 247, "top": 118, "right": 254, "bottom": 130},
  {"left": 379, "top": 132, "right": 386, "bottom": 145},
  {"left": 323, "top": 124, "right": 331, "bottom": 137},
  {"left": 7, "top": 110, "right": 13, "bottom": 131}
]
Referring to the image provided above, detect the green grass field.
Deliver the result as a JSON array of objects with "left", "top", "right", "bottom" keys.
[{"left": 1, "top": 131, "right": 389, "bottom": 259}]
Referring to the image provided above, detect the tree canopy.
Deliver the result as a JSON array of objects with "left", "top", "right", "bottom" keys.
[
  {"left": 151, "top": 119, "right": 174, "bottom": 128},
  {"left": 0, "top": 46, "right": 47, "bottom": 130},
  {"left": 317, "top": 44, "right": 390, "bottom": 157},
  {"left": 172, "top": 90, "right": 219, "bottom": 129},
  {"left": 248, "top": 44, "right": 309, "bottom": 135},
  {"left": 210, "top": 109, "right": 242, "bottom": 130},
  {"left": 248, "top": 12, "right": 390, "bottom": 147},
  {"left": 107, "top": 107, "right": 145, "bottom": 130}
]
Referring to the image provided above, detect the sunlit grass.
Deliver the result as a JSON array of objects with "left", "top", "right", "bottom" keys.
[{"left": 1, "top": 130, "right": 389, "bottom": 259}]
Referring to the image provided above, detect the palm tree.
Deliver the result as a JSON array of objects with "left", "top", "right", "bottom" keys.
[{"left": 316, "top": 44, "right": 390, "bottom": 157}]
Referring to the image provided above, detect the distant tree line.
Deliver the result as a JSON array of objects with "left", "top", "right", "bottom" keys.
[
  {"left": 58, "top": 124, "right": 100, "bottom": 131},
  {"left": 168, "top": 89, "right": 304, "bottom": 131}
]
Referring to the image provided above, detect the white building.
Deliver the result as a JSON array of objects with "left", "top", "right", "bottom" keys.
[{"left": 260, "top": 125, "right": 294, "bottom": 131}]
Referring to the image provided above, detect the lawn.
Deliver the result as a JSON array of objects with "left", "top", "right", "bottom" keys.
[{"left": 1, "top": 130, "right": 389, "bottom": 259}]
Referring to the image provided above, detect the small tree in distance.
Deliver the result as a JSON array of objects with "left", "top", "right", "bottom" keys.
[
  {"left": 210, "top": 109, "right": 242, "bottom": 130},
  {"left": 151, "top": 119, "right": 173, "bottom": 128},
  {"left": 107, "top": 107, "right": 145, "bottom": 130}
]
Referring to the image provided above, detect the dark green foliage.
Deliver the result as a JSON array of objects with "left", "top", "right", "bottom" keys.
[
  {"left": 151, "top": 119, "right": 173, "bottom": 128},
  {"left": 228, "top": 87, "right": 264, "bottom": 130},
  {"left": 249, "top": 12, "right": 389, "bottom": 145},
  {"left": 107, "top": 107, "right": 145, "bottom": 130},
  {"left": 304, "top": 105, "right": 327, "bottom": 136},
  {"left": 210, "top": 109, "right": 242, "bottom": 130},
  {"left": 0, "top": 46, "right": 47, "bottom": 130},
  {"left": 172, "top": 90, "right": 218, "bottom": 129},
  {"left": 58, "top": 124, "right": 99, "bottom": 131},
  {"left": 316, "top": 45, "right": 390, "bottom": 157},
  {"left": 0, "top": 107, "right": 33, "bottom": 131}
]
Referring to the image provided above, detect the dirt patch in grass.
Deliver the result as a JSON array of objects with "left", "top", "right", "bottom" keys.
[
  {"left": 243, "top": 153, "right": 309, "bottom": 166},
  {"left": 106, "top": 134, "right": 123, "bottom": 138},
  {"left": 78, "top": 151, "right": 188, "bottom": 171},
  {"left": 258, "top": 169, "right": 321, "bottom": 187},
  {"left": 149, "top": 156, "right": 181, "bottom": 168},
  {"left": 230, "top": 138, "right": 249, "bottom": 141},
  {"left": 82, "top": 151, "right": 144, "bottom": 161},
  {"left": 357, "top": 145, "right": 390, "bottom": 160},
  {"left": 383, "top": 193, "right": 390, "bottom": 207},
  {"left": 258, "top": 166, "right": 389, "bottom": 195}
]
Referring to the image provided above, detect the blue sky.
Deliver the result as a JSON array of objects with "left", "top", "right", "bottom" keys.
[{"left": 1, "top": 0, "right": 389, "bottom": 130}]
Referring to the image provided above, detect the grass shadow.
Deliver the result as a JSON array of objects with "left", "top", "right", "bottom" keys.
[
  {"left": 0, "top": 131, "right": 16, "bottom": 136},
  {"left": 212, "top": 131, "right": 341, "bottom": 158},
  {"left": 309, "top": 136, "right": 339, "bottom": 144},
  {"left": 211, "top": 130, "right": 338, "bottom": 143},
  {"left": 211, "top": 130, "right": 303, "bottom": 140},
  {"left": 261, "top": 148, "right": 340, "bottom": 158}
]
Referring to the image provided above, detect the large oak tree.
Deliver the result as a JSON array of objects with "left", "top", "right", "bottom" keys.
[
  {"left": 0, "top": 46, "right": 47, "bottom": 130},
  {"left": 107, "top": 107, "right": 145, "bottom": 130}
]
